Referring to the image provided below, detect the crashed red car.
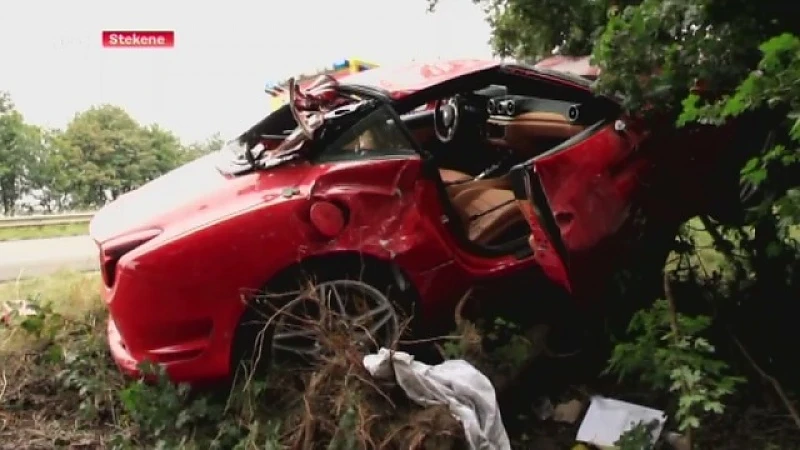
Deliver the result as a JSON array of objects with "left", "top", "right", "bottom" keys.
[{"left": 89, "top": 58, "right": 752, "bottom": 383}]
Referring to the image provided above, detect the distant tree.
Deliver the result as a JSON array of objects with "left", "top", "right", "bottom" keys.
[
  {"left": 0, "top": 94, "right": 224, "bottom": 213},
  {"left": 0, "top": 91, "right": 13, "bottom": 113},
  {"left": 0, "top": 94, "right": 44, "bottom": 214},
  {"left": 55, "top": 105, "right": 188, "bottom": 208},
  {"left": 27, "top": 129, "right": 74, "bottom": 212}
]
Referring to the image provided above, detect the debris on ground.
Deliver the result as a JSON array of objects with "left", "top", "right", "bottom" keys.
[
  {"left": 364, "top": 347, "right": 511, "bottom": 450},
  {"left": 241, "top": 281, "right": 474, "bottom": 449},
  {"left": 575, "top": 396, "right": 666, "bottom": 449},
  {"left": 278, "top": 345, "right": 468, "bottom": 449},
  {"left": 0, "top": 299, "right": 38, "bottom": 326}
]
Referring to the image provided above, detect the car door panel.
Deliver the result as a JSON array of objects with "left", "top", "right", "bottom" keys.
[{"left": 513, "top": 119, "right": 650, "bottom": 299}]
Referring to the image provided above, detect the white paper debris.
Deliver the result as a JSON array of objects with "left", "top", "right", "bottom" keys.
[
  {"left": 1, "top": 299, "right": 38, "bottom": 326},
  {"left": 363, "top": 347, "right": 511, "bottom": 450},
  {"left": 575, "top": 396, "right": 666, "bottom": 449}
]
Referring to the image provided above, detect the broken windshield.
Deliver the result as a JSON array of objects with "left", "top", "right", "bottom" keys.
[
  {"left": 314, "top": 104, "right": 418, "bottom": 163},
  {"left": 217, "top": 75, "right": 412, "bottom": 175},
  {"left": 218, "top": 104, "right": 389, "bottom": 176}
]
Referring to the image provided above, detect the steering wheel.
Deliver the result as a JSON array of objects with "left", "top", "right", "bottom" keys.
[{"left": 433, "top": 96, "right": 461, "bottom": 143}]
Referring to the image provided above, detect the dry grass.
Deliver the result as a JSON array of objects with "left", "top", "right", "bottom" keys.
[
  {"left": 0, "top": 270, "right": 120, "bottom": 449},
  {"left": 234, "top": 280, "right": 469, "bottom": 449}
]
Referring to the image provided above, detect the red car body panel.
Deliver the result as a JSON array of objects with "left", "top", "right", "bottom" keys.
[
  {"left": 517, "top": 118, "right": 653, "bottom": 298},
  {"left": 91, "top": 57, "right": 740, "bottom": 383}
]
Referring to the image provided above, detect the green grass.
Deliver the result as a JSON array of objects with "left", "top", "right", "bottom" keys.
[
  {"left": 0, "top": 222, "right": 89, "bottom": 241},
  {"left": 0, "top": 270, "right": 100, "bottom": 308},
  {"left": 0, "top": 270, "right": 102, "bottom": 351}
]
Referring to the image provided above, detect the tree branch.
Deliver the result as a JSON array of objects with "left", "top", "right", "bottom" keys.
[{"left": 731, "top": 335, "right": 800, "bottom": 430}]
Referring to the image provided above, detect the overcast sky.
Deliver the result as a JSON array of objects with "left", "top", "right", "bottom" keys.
[{"left": 0, "top": 0, "right": 494, "bottom": 144}]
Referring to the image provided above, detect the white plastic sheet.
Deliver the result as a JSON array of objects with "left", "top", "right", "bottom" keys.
[{"left": 363, "top": 348, "right": 511, "bottom": 450}]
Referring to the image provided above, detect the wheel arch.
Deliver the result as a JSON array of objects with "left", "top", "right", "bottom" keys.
[{"left": 264, "top": 250, "right": 417, "bottom": 294}]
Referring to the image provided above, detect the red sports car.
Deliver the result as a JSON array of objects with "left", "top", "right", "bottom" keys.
[{"left": 89, "top": 59, "right": 753, "bottom": 383}]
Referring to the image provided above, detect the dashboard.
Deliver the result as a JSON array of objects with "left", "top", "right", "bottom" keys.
[
  {"left": 484, "top": 95, "right": 587, "bottom": 158},
  {"left": 444, "top": 86, "right": 610, "bottom": 160}
]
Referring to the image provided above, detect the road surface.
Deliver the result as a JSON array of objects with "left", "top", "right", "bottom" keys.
[{"left": 0, "top": 235, "right": 98, "bottom": 282}]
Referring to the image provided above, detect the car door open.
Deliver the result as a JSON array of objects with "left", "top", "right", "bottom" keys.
[{"left": 510, "top": 118, "right": 649, "bottom": 300}]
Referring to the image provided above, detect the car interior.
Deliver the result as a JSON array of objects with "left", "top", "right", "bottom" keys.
[{"left": 393, "top": 68, "right": 621, "bottom": 256}]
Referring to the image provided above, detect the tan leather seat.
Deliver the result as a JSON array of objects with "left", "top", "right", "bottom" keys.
[
  {"left": 351, "top": 130, "right": 525, "bottom": 244},
  {"left": 437, "top": 170, "right": 528, "bottom": 245},
  {"left": 439, "top": 168, "right": 472, "bottom": 184},
  {"left": 451, "top": 187, "right": 524, "bottom": 244},
  {"left": 354, "top": 132, "right": 527, "bottom": 244}
]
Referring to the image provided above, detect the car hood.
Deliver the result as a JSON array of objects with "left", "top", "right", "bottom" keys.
[{"left": 89, "top": 151, "right": 236, "bottom": 244}]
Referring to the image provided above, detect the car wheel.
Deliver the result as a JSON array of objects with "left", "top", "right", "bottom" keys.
[
  {"left": 270, "top": 279, "right": 401, "bottom": 362},
  {"left": 231, "top": 261, "right": 414, "bottom": 376}
]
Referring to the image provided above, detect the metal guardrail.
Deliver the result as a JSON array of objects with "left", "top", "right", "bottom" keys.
[{"left": 0, "top": 212, "right": 96, "bottom": 229}]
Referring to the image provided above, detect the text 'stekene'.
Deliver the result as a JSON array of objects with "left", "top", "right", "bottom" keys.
[{"left": 102, "top": 31, "right": 174, "bottom": 48}]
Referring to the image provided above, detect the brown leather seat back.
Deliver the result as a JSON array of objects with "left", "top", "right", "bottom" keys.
[
  {"left": 452, "top": 187, "right": 524, "bottom": 244},
  {"left": 439, "top": 169, "right": 472, "bottom": 184},
  {"left": 445, "top": 172, "right": 512, "bottom": 198},
  {"left": 437, "top": 169, "right": 528, "bottom": 245}
]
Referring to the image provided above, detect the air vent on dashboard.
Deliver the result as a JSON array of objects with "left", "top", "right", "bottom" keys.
[
  {"left": 498, "top": 99, "right": 515, "bottom": 116},
  {"left": 487, "top": 99, "right": 497, "bottom": 115},
  {"left": 567, "top": 104, "right": 580, "bottom": 122},
  {"left": 488, "top": 95, "right": 586, "bottom": 122}
]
